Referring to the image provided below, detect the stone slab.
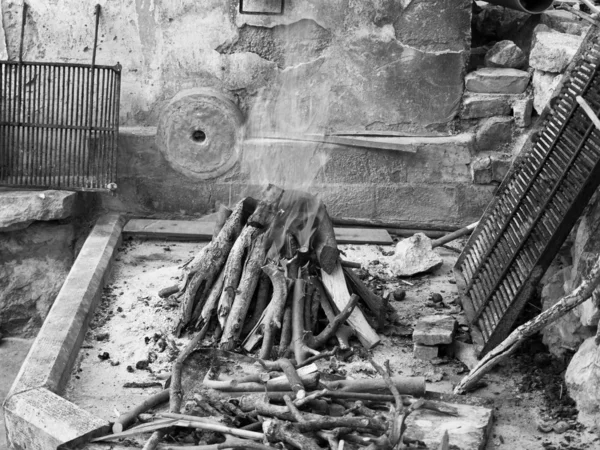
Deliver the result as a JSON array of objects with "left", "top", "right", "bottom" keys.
[
  {"left": 465, "top": 68, "right": 530, "bottom": 94},
  {"left": 4, "top": 387, "right": 108, "bottom": 450},
  {"left": 403, "top": 401, "right": 493, "bottom": 449},
  {"left": 413, "top": 343, "right": 439, "bottom": 361},
  {"left": 475, "top": 116, "right": 514, "bottom": 152},
  {"left": 7, "top": 213, "right": 125, "bottom": 398},
  {"left": 460, "top": 93, "right": 512, "bottom": 119},
  {"left": 0, "top": 190, "right": 77, "bottom": 232},
  {"left": 413, "top": 315, "right": 456, "bottom": 346},
  {"left": 532, "top": 69, "right": 562, "bottom": 115}
]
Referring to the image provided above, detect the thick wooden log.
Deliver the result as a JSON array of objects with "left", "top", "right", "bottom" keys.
[
  {"left": 175, "top": 198, "right": 255, "bottom": 335},
  {"left": 292, "top": 279, "right": 317, "bottom": 365},
  {"left": 314, "top": 204, "right": 340, "bottom": 274},
  {"left": 320, "top": 261, "right": 380, "bottom": 349},
  {"left": 217, "top": 186, "right": 283, "bottom": 328},
  {"left": 220, "top": 234, "right": 268, "bottom": 350},
  {"left": 454, "top": 255, "right": 600, "bottom": 394},
  {"left": 213, "top": 204, "right": 232, "bottom": 239},
  {"left": 323, "top": 376, "right": 426, "bottom": 397},
  {"left": 193, "top": 269, "right": 225, "bottom": 327},
  {"left": 241, "top": 273, "right": 271, "bottom": 338}
]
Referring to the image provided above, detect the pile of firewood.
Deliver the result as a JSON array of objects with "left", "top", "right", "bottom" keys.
[
  {"left": 169, "top": 184, "right": 385, "bottom": 361},
  {"left": 96, "top": 357, "right": 455, "bottom": 450}
]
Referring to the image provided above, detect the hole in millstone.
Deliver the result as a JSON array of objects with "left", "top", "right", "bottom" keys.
[{"left": 191, "top": 129, "right": 207, "bottom": 143}]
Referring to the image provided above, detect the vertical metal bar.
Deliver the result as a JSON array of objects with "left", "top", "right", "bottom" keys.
[
  {"left": 0, "top": 64, "right": 5, "bottom": 182},
  {"left": 25, "top": 63, "right": 32, "bottom": 185},
  {"left": 86, "top": 4, "right": 101, "bottom": 189}
]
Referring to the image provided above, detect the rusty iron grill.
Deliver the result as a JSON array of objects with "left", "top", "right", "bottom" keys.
[
  {"left": 0, "top": 4, "right": 120, "bottom": 191},
  {"left": 454, "top": 40, "right": 600, "bottom": 356}
]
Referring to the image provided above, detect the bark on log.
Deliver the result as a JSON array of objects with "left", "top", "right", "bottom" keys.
[
  {"left": 220, "top": 234, "right": 268, "bottom": 350},
  {"left": 175, "top": 198, "right": 255, "bottom": 335},
  {"left": 241, "top": 273, "right": 271, "bottom": 338},
  {"left": 278, "top": 304, "right": 292, "bottom": 357},
  {"left": 344, "top": 267, "right": 388, "bottom": 331},
  {"left": 314, "top": 204, "right": 340, "bottom": 275},
  {"left": 170, "top": 330, "right": 206, "bottom": 413},
  {"left": 292, "top": 279, "right": 318, "bottom": 364},
  {"left": 193, "top": 270, "right": 225, "bottom": 327},
  {"left": 113, "top": 389, "right": 169, "bottom": 433},
  {"left": 204, "top": 372, "right": 319, "bottom": 393},
  {"left": 213, "top": 204, "right": 232, "bottom": 239},
  {"left": 217, "top": 186, "right": 283, "bottom": 329},
  {"left": 309, "top": 294, "right": 359, "bottom": 349},
  {"left": 320, "top": 262, "right": 381, "bottom": 349},
  {"left": 454, "top": 255, "right": 600, "bottom": 394}
]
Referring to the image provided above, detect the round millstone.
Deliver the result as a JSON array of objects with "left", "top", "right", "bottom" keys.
[{"left": 156, "top": 88, "right": 244, "bottom": 180}]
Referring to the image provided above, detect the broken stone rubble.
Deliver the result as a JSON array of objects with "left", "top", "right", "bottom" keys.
[
  {"left": 388, "top": 233, "right": 443, "bottom": 277},
  {"left": 529, "top": 27, "right": 584, "bottom": 74},
  {"left": 465, "top": 68, "right": 530, "bottom": 94},
  {"left": 484, "top": 40, "right": 526, "bottom": 69}
]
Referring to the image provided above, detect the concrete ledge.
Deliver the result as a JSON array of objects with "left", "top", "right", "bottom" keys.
[
  {"left": 4, "top": 388, "right": 108, "bottom": 450},
  {"left": 3, "top": 213, "right": 124, "bottom": 450}
]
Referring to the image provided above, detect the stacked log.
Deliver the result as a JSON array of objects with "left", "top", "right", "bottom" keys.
[{"left": 169, "top": 184, "right": 383, "bottom": 363}]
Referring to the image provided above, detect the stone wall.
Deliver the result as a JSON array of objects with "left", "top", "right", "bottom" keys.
[{"left": 0, "top": 191, "right": 82, "bottom": 337}]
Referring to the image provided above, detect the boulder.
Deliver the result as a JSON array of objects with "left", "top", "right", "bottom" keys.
[
  {"left": 460, "top": 93, "right": 512, "bottom": 119},
  {"left": 465, "top": 68, "right": 530, "bottom": 94},
  {"left": 484, "top": 40, "right": 526, "bottom": 69},
  {"left": 540, "top": 266, "right": 594, "bottom": 357},
  {"left": 529, "top": 29, "right": 584, "bottom": 73},
  {"left": 475, "top": 117, "right": 514, "bottom": 152},
  {"left": 389, "top": 233, "right": 443, "bottom": 277},
  {"left": 573, "top": 253, "right": 600, "bottom": 328},
  {"left": 0, "top": 222, "right": 75, "bottom": 336},
  {"left": 413, "top": 315, "right": 457, "bottom": 346},
  {"left": 540, "top": 10, "right": 591, "bottom": 36},
  {"left": 565, "top": 337, "right": 600, "bottom": 432},
  {"left": 0, "top": 190, "right": 77, "bottom": 232},
  {"left": 532, "top": 70, "right": 561, "bottom": 114}
]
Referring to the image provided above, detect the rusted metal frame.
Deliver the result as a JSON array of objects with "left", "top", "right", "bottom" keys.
[
  {"left": 464, "top": 56, "right": 599, "bottom": 300},
  {"left": 471, "top": 73, "right": 600, "bottom": 324}
]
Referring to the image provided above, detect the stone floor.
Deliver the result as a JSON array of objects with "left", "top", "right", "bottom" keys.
[{"left": 0, "top": 337, "right": 33, "bottom": 450}]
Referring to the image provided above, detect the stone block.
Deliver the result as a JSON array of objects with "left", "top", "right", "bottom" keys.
[
  {"left": 460, "top": 93, "right": 512, "bottom": 119},
  {"left": 491, "top": 154, "right": 512, "bottom": 181},
  {"left": 413, "top": 343, "right": 439, "bottom": 361},
  {"left": 529, "top": 29, "right": 584, "bottom": 73},
  {"left": 484, "top": 40, "right": 526, "bottom": 69},
  {"left": 456, "top": 184, "right": 497, "bottom": 224},
  {"left": 404, "top": 401, "right": 493, "bottom": 450},
  {"left": 465, "top": 68, "right": 530, "bottom": 94},
  {"left": 0, "top": 190, "right": 77, "bottom": 232},
  {"left": 532, "top": 70, "right": 562, "bottom": 114},
  {"left": 565, "top": 338, "right": 600, "bottom": 432},
  {"left": 413, "top": 315, "right": 456, "bottom": 346},
  {"left": 475, "top": 117, "right": 514, "bottom": 152},
  {"left": 471, "top": 157, "right": 493, "bottom": 184},
  {"left": 512, "top": 97, "right": 533, "bottom": 127}
]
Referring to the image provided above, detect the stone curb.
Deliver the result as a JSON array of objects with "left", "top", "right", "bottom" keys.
[{"left": 3, "top": 213, "right": 125, "bottom": 450}]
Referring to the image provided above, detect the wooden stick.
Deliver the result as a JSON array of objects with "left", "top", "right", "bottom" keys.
[
  {"left": 263, "top": 418, "right": 321, "bottom": 450},
  {"left": 454, "top": 255, "right": 600, "bottom": 394},
  {"left": 113, "top": 389, "right": 169, "bottom": 433},
  {"left": 203, "top": 370, "right": 319, "bottom": 392},
  {"left": 323, "top": 376, "right": 426, "bottom": 397},
  {"left": 369, "top": 359, "right": 401, "bottom": 410},
  {"left": 431, "top": 221, "right": 478, "bottom": 248},
  {"left": 310, "top": 295, "right": 359, "bottom": 348},
  {"left": 278, "top": 304, "right": 292, "bottom": 357},
  {"left": 220, "top": 234, "right": 268, "bottom": 350},
  {"left": 142, "top": 430, "right": 164, "bottom": 450},
  {"left": 581, "top": 0, "right": 600, "bottom": 14},
  {"left": 170, "top": 330, "right": 205, "bottom": 413},
  {"left": 158, "top": 285, "right": 179, "bottom": 298},
  {"left": 292, "top": 279, "right": 318, "bottom": 364},
  {"left": 576, "top": 96, "right": 600, "bottom": 129},
  {"left": 258, "top": 265, "right": 289, "bottom": 359},
  {"left": 313, "top": 277, "right": 353, "bottom": 349},
  {"left": 274, "top": 358, "right": 307, "bottom": 399},
  {"left": 158, "top": 413, "right": 264, "bottom": 440}
]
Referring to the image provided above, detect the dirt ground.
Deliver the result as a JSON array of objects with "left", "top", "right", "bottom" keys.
[{"left": 63, "top": 237, "right": 600, "bottom": 450}]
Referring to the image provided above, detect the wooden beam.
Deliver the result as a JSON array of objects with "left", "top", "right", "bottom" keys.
[{"left": 123, "top": 219, "right": 393, "bottom": 245}]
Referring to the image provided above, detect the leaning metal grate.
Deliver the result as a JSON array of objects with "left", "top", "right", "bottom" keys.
[
  {"left": 0, "top": 4, "right": 120, "bottom": 191},
  {"left": 454, "top": 38, "right": 600, "bottom": 356}
]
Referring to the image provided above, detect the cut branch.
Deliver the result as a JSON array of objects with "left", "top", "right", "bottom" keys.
[
  {"left": 314, "top": 203, "right": 340, "bottom": 274},
  {"left": 113, "top": 389, "right": 169, "bottom": 433},
  {"left": 344, "top": 267, "right": 388, "bottom": 331},
  {"left": 455, "top": 255, "right": 600, "bottom": 394}
]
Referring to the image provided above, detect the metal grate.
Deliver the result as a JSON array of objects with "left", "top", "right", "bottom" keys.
[
  {"left": 0, "top": 4, "right": 120, "bottom": 191},
  {"left": 454, "top": 38, "right": 600, "bottom": 356}
]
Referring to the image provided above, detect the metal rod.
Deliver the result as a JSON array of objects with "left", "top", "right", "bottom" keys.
[{"left": 18, "top": 3, "right": 28, "bottom": 63}]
